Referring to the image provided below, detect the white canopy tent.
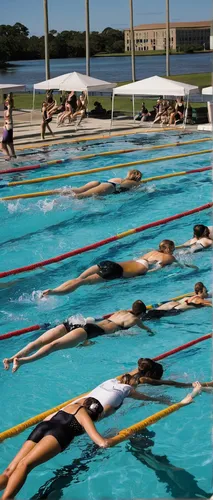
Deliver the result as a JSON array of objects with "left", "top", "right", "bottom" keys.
[
  {"left": 202, "top": 86, "right": 213, "bottom": 95},
  {"left": 33, "top": 71, "right": 116, "bottom": 109},
  {"left": 111, "top": 75, "right": 199, "bottom": 124},
  {"left": 0, "top": 83, "right": 26, "bottom": 110},
  {"left": 0, "top": 83, "right": 25, "bottom": 92}
]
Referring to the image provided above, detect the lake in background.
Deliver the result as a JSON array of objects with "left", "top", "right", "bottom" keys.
[{"left": 0, "top": 52, "right": 211, "bottom": 88}]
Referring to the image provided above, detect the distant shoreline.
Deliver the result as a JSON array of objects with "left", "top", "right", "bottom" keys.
[{"left": 3, "top": 49, "right": 212, "bottom": 67}]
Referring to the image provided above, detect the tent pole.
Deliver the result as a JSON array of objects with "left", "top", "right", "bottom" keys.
[
  {"left": 183, "top": 94, "right": 189, "bottom": 129},
  {"left": 132, "top": 94, "right": 135, "bottom": 121},
  {"left": 31, "top": 87, "right": 36, "bottom": 125},
  {"left": 111, "top": 92, "right": 114, "bottom": 129}
]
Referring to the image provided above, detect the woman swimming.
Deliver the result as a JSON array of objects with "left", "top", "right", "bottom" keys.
[
  {"left": 74, "top": 370, "right": 173, "bottom": 417},
  {"left": 3, "top": 301, "right": 154, "bottom": 373},
  {"left": 154, "top": 281, "right": 212, "bottom": 313},
  {"left": 143, "top": 282, "right": 212, "bottom": 319},
  {"left": 42, "top": 240, "right": 179, "bottom": 297},
  {"left": 130, "top": 358, "right": 213, "bottom": 390},
  {"left": 0, "top": 384, "right": 201, "bottom": 500},
  {"left": 177, "top": 224, "right": 213, "bottom": 252},
  {"left": 58, "top": 169, "right": 142, "bottom": 198},
  {"left": 0, "top": 398, "right": 108, "bottom": 500}
]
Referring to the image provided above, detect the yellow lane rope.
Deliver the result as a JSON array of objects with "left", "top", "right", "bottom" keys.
[
  {"left": 69, "top": 137, "right": 211, "bottom": 161},
  {"left": 6, "top": 148, "right": 211, "bottom": 188},
  {"left": 108, "top": 400, "right": 185, "bottom": 447},
  {"left": 12, "top": 126, "right": 182, "bottom": 151},
  {"left": 0, "top": 298, "right": 198, "bottom": 444}
]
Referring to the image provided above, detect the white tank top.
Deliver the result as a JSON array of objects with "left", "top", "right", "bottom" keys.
[{"left": 88, "top": 378, "right": 132, "bottom": 408}]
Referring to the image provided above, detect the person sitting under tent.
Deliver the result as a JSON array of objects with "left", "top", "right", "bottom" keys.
[
  {"left": 57, "top": 91, "right": 77, "bottom": 125},
  {"left": 169, "top": 97, "right": 185, "bottom": 125},
  {"left": 70, "top": 91, "right": 87, "bottom": 126},
  {"left": 90, "top": 101, "right": 107, "bottom": 117}
]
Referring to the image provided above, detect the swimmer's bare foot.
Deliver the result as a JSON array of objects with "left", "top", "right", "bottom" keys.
[
  {"left": 12, "top": 357, "right": 21, "bottom": 373},
  {"left": 3, "top": 358, "right": 10, "bottom": 370},
  {"left": 181, "top": 381, "right": 201, "bottom": 406}
]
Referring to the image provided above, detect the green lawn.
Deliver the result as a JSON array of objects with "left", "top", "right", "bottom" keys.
[{"left": 14, "top": 72, "right": 210, "bottom": 112}]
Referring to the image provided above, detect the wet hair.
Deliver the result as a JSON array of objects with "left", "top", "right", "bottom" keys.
[
  {"left": 137, "top": 358, "right": 163, "bottom": 380},
  {"left": 83, "top": 397, "right": 103, "bottom": 421},
  {"left": 193, "top": 224, "right": 210, "bottom": 239},
  {"left": 127, "top": 169, "right": 142, "bottom": 182},
  {"left": 194, "top": 281, "right": 206, "bottom": 294},
  {"left": 132, "top": 300, "right": 146, "bottom": 316},
  {"left": 120, "top": 373, "right": 132, "bottom": 385},
  {"left": 159, "top": 239, "right": 175, "bottom": 253}
]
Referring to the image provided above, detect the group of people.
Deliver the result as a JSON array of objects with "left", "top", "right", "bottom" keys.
[
  {"left": 136, "top": 97, "right": 185, "bottom": 126},
  {"left": 0, "top": 102, "right": 212, "bottom": 499},
  {"left": 41, "top": 90, "right": 87, "bottom": 139},
  {"left": 1, "top": 214, "right": 212, "bottom": 497}
]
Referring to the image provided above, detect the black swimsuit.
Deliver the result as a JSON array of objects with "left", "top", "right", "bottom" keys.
[
  {"left": 63, "top": 321, "right": 105, "bottom": 339},
  {"left": 27, "top": 407, "right": 84, "bottom": 451},
  {"left": 97, "top": 260, "right": 123, "bottom": 280}
]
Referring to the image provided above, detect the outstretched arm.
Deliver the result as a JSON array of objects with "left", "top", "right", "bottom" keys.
[
  {"left": 136, "top": 319, "right": 154, "bottom": 335},
  {"left": 129, "top": 388, "right": 171, "bottom": 405},
  {"left": 173, "top": 258, "right": 198, "bottom": 270},
  {"left": 79, "top": 410, "right": 109, "bottom": 447}
]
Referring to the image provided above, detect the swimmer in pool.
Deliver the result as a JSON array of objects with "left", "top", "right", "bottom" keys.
[
  {"left": 42, "top": 240, "right": 197, "bottom": 297},
  {"left": 58, "top": 169, "right": 142, "bottom": 198},
  {"left": 0, "top": 397, "right": 108, "bottom": 500},
  {"left": 3, "top": 301, "right": 154, "bottom": 373},
  {"left": 74, "top": 371, "right": 174, "bottom": 417},
  {"left": 177, "top": 224, "right": 213, "bottom": 252},
  {"left": 129, "top": 358, "right": 213, "bottom": 391},
  {"left": 77, "top": 361, "right": 211, "bottom": 416},
  {"left": 0, "top": 383, "right": 201, "bottom": 500},
  {"left": 144, "top": 282, "right": 212, "bottom": 318}
]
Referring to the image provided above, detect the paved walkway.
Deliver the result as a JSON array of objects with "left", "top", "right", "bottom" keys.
[{"left": 0, "top": 108, "right": 203, "bottom": 150}]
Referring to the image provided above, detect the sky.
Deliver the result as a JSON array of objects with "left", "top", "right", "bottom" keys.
[{"left": 1, "top": 0, "right": 212, "bottom": 36}]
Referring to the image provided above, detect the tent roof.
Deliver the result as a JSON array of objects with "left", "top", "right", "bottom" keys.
[
  {"left": 0, "top": 84, "right": 25, "bottom": 92},
  {"left": 113, "top": 75, "right": 198, "bottom": 96},
  {"left": 34, "top": 72, "right": 116, "bottom": 91},
  {"left": 202, "top": 86, "right": 213, "bottom": 95}
]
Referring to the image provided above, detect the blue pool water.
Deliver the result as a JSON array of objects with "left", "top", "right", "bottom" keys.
[{"left": 0, "top": 130, "right": 212, "bottom": 499}]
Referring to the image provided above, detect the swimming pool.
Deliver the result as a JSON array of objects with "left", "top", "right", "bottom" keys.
[{"left": 0, "top": 130, "right": 212, "bottom": 499}]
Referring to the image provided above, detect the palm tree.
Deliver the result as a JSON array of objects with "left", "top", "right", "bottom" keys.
[
  {"left": 43, "top": 0, "right": 50, "bottom": 79},
  {"left": 166, "top": 0, "right": 170, "bottom": 76},
  {"left": 129, "top": 0, "right": 136, "bottom": 81},
  {"left": 85, "top": 0, "right": 90, "bottom": 75}
]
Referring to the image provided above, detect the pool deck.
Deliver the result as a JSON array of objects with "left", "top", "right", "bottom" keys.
[{"left": 0, "top": 109, "right": 208, "bottom": 150}]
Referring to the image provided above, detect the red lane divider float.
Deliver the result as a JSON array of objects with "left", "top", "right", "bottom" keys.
[
  {"left": 0, "top": 160, "right": 64, "bottom": 175},
  {"left": 0, "top": 323, "right": 50, "bottom": 341},
  {"left": 0, "top": 202, "right": 212, "bottom": 279},
  {"left": 153, "top": 333, "right": 212, "bottom": 361}
]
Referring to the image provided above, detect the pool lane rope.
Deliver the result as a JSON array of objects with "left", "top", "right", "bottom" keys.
[
  {"left": 0, "top": 332, "right": 211, "bottom": 443},
  {"left": 0, "top": 137, "right": 210, "bottom": 176},
  {"left": 0, "top": 165, "right": 211, "bottom": 195},
  {"left": 0, "top": 292, "right": 193, "bottom": 341},
  {"left": 0, "top": 149, "right": 211, "bottom": 189},
  {"left": 0, "top": 201, "right": 212, "bottom": 279},
  {"left": 107, "top": 398, "right": 194, "bottom": 447}
]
